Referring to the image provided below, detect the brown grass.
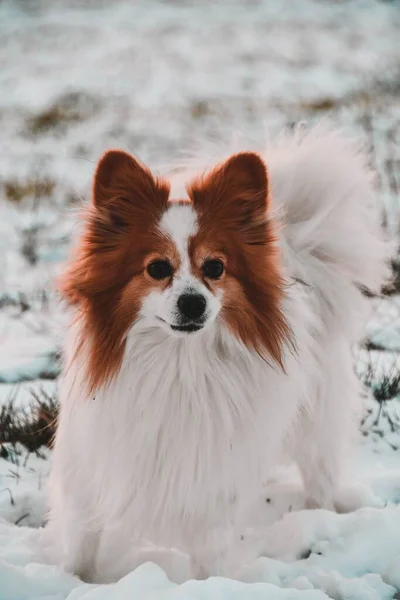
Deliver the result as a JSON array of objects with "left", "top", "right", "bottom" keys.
[
  {"left": 4, "top": 178, "right": 55, "bottom": 203},
  {"left": 26, "top": 91, "right": 99, "bottom": 136}
]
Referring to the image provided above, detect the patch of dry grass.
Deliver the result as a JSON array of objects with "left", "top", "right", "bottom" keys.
[
  {"left": 3, "top": 178, "right": 55, "bottom": 203},
  {"left": 26, "top": 91, "right": 99, "bottom": 136},
  {"left": 0, "top": 389, "right": 58, "bottom": 454}
]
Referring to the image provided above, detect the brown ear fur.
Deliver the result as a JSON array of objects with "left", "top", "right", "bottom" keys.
[
  {"left": 188, "top": 152, "right": 269, "bottom": 247},
  {"left": 60, "top": 150, "right": 170, "bottom": 303},
  {"left": 93, "top": 150, "right": 167, "bottom": 212},
  {"left": 59, "top": 150, "right": 170, "bottom": 390},
  {"left": 187, "top": 152, "right": 290, "bottom": 367}
]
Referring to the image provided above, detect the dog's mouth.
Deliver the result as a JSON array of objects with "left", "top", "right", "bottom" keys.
[
  {"left": 157, "top": 318, "right": 204, "bottom": 333},
  {"left": 170, "top": 323, "right": 203, "bottom": 333}
]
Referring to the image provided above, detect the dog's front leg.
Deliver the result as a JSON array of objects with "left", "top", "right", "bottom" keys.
[
  {"left": 43, "top": 511, "right": 100, "bottom": 582},
  {"left": 186, "top": 518, "right": 253, "bottom": 580},
  {"left": 189, "top": 527, "right": 234, "bottom": 579},
  {"left": 59, "top": 523, "right": 100, "bottom": 582}
]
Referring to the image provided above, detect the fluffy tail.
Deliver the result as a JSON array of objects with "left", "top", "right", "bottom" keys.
[
  {"left": 265, "top": 126, "right": 394, "bottom": 510},
  {"left": 267, "top": 124, "right": 393, "bottom": 324}
]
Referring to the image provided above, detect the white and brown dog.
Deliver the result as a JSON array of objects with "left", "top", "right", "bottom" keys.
[{"left": 45, "top": 125, "right": 390, "bottom": 582}]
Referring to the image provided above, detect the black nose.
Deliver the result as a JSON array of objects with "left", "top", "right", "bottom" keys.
[{"left": 177, "top": 294, "right": 207, "bottom": 321}]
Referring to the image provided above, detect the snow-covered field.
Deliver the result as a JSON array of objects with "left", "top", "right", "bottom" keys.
[{"left": 0, "top": 0, "right": 399, "bottom": 598}]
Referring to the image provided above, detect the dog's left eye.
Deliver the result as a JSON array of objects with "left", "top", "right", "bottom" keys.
[
  {"left": 202, "top": 259, "right": 224, "bottom": 279},
  {"left": 147, "top": 260, "right": 173, "bottom": 280}
]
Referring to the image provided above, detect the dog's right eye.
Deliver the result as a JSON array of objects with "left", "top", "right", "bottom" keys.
[{"left": 147, "top": 260, "right": 173, "bottom": 280}]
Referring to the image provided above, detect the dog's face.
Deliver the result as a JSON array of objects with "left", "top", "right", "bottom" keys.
[
  {"left": 139, "top": 202, "right": 224, "bottom": 336},
  {"left": 61, "top": 150, "right": 288, "bottom": 389}
]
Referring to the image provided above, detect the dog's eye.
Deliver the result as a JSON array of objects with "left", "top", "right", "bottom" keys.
[
  {"left": 147, "top": 260, "right": 173, "bottom": 280},
  {"left": 202, "top": 259, "right": 224, "bottom": 280}
]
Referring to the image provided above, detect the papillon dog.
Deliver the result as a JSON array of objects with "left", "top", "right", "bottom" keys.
[{"left": 45, "top": 125, "right": 390, "bottom": 583}]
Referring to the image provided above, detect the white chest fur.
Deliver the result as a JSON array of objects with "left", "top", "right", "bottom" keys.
[{"left": 56, "top": 311, "right": 311, "bottom": 549}]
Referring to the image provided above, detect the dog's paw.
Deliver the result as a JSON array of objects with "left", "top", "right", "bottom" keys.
[
  {"left": 250, "top": 514, "right": 307, "bottom": 562},
  {"left": 305, "top": 482, "right": 385, "bottom": 513},
  {"left": 304, "top": 496, "right": 335, "bottom": 512},
  {"left": 334, "top": 482, "right": 386, "bottom": 513},
  {"left": 136, "top": 547, "right": 192, "bottom": 584}
]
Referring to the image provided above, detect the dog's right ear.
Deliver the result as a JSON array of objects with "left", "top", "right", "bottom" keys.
[
  {"left": 93, "top": 150, "right": 170, "bottom": 223},
  {"left": 59, "top": 152, "right": 170, "bottom": 305}
]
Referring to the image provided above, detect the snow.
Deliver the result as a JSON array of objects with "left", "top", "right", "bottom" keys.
[
  {"left": 1, "top": 397, "right": 400, "bottom": 599},
  {"left": 366, "top": 296, "right": 400, "bottom": 351},
  {"left": 0, "top": 0, "right": 399, "bottom": 598},
  {"left": 1, "top": 486, "right": 400, "bottom": 598}
]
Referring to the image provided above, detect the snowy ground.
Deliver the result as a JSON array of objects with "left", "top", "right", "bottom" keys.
[{"left": 0, "top": 0, "right": 399, "bottom": 598}]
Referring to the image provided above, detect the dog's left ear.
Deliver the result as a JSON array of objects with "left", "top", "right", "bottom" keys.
[
  {"left": 93, "top": 150, "right": 170, "bottom": 223},
  {"left": 188, "top": 152, "right": 269, "bottom": 245}
]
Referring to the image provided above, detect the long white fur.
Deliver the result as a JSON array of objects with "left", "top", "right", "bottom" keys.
[{"left": 44, "top": 125, "right": 392, "bottom": 583}]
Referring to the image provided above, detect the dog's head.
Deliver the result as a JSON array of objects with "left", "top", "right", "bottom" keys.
[{"left": 62, "top": 150, "right": 288, "bottom": 389}]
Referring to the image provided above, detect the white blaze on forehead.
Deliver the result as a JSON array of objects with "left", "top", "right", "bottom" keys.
[
  {"left": 159, "top": 204, "right": 198, "bottom": 265},
  {"left": 145, "top": 202, "right": 222, "bottom": 327}
]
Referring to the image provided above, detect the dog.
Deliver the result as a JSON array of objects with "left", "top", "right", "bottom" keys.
[{"left": 45, "top": 124, "right": 390, "bottom": 583}]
